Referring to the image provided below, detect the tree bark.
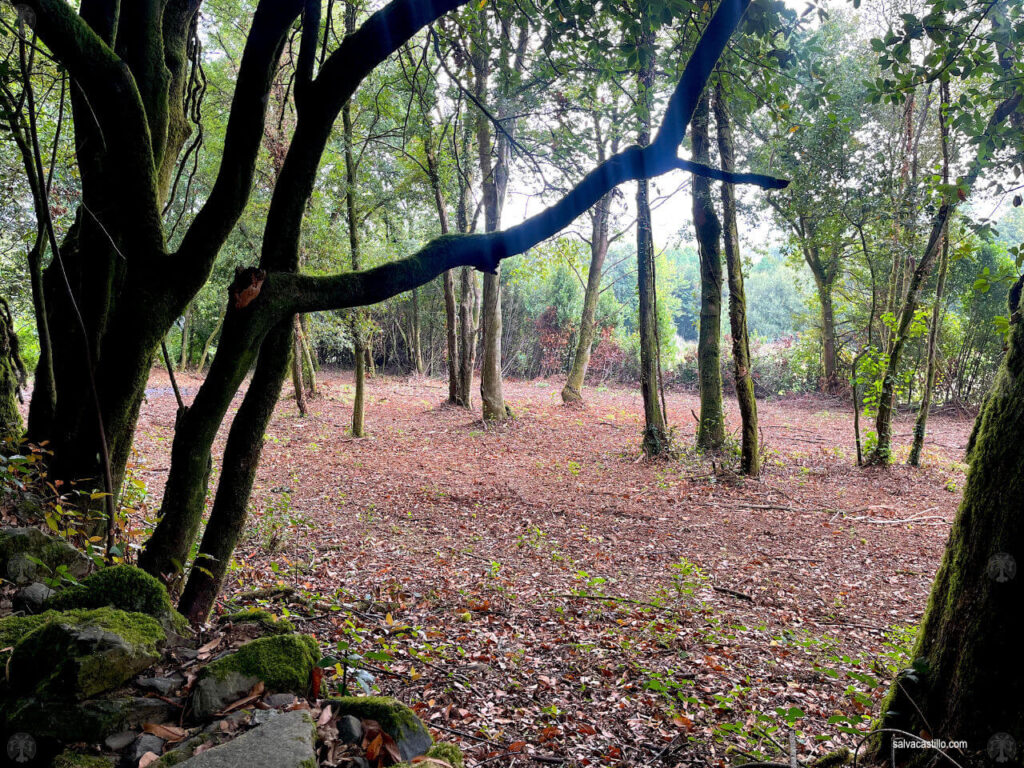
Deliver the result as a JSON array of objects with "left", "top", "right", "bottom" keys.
[
  {"left": 635, "top": 17, "right": 668, "bottom": 456},
  {"left": 179, "top": 305, "right": 192, "bottom": 370},
  {"left": 562, "top": 193, "right": 611, "bottom": 404},
  {"left": 178, "top": 320, "right": 292, "bottom": 622},
  {"left": 291, "top": 314, "right": 308, "bottom": 416},
  {"left": 0, "top": 297, "right": 26, "bottom": 443},
  {"left": 908, "top": 82, "right": 951, "bottom": 468},
  {"left": 410, "top": 287, "right": 424, "bottom": 374},
  {"left": 691, "top": 90, "right": 725, "bottom": 452},
  {"left": 875, "top": 274, "right": 1024, "bottom": 765},
  {"left": 713, "top": 81, "right": 758, "bottom": 475}
]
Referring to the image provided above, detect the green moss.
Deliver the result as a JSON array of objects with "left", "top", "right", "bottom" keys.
[
  {"left": 221, "top": 608, "right": 295, "bottom": 634},
  {"left": 46, "top": 564, "right": 188, "bottom": 632},
  {"left": 53, "top": 752, "right": 115, "bottom": 768},
  {"left": 204, "top": 634, "right": 319, "bottom": 693},
  {"left": 426, "top": 742, "right": 465, "bottom": 768},
  {"left": 0, "top": 611, "right": 53, "bottom": 660},
  {"left": 327, "top": 696, "right": 427, "bottom": 738},
  {"left": 810, "top": 748, "right": 850, "bottom": 768},
  {"left": 9, "top": 607, "right": 165, "bottom": 699}
]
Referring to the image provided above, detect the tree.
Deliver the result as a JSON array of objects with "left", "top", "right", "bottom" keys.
[
  {"left": 0, "top": 296, "right": 25, "bottom": 443},
  {"left": 691, "top": 88, "right": 726, "bottom": 451},
  {"left": 10, "top": 0, "right": 782, "bottom": 619},
  {"left": 713, "top": 78, "right": 758, "bottom": 475}
]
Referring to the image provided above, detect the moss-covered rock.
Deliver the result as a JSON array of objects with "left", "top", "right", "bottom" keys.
[
  {"left": 46, "top": 564, "right": 188, "bottom": 633},
  {"left": 53, "top": 751, "right": 115, "bottom": 768},
  {"left": 425, "top": 742, "right": 465, "bottom": 768},
  {"left": 326, "top": 696, "right": 432, "bottom": 762},
  {"left": 221, "top": 608, "right": 295, "bottom": 635},
  {"left": 191, "top": 634, "right": 319, "bottom": 719},
  {"left": 0, "top": 526, "right": 93, "bottom": 583},
  {"left": 8, "top": 607, "right": 165, "bottom": 699}
]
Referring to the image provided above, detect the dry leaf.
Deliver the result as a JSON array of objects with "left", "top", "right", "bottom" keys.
[
  {"left": 138, "top": 752, "right": 160, "bottom": 768},
  {"left": 143, "top": 723, "right": 188, "bottom": 743}
]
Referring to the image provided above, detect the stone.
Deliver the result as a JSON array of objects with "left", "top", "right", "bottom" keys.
[
  {"left": 104, "top": 730, "right": 137, "bottom": 751},
  {"left": 137, "top": 675, "right": 180, "bottom": 696},
  {"left": 336, "top": 714, "right": 363, "bottom": 744},
  {"left": 46, "top": 565, "right": 189, "bottom": 634},
  {"left": 264, "top": 693, "right": 297, "bottom": 708},
  {"left": 191, "top": 635, "right": 319, "bottom": 719},
  {"left": 131, "top": 733, "right": 166, "bottom": 762},
  {"left": 326, "top": 697, "right": 432, "bottom": 762},
  {"left": 167, "top": 710, "right": 316, "bottom": 768},
  {"left": 13, "top": 580, "right": 54, "bottom": 613},
  {"left": 220, "top": 608, "right": 295, "bottom": 635},
  {"left": 0, "top": 526, "right": 93, "bottom": 583},
  {"left": 190, "top": 669, "right": 261, "bottom": 720},
  {"left": 7, "top": 607, "right": 165, "bottom": 699}
]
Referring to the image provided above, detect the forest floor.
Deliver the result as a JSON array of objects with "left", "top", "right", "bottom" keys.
[{"left": 132, "top": 369, "right": 973, "bottom": 768}]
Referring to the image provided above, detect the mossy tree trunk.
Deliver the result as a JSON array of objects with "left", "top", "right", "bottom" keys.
[
  {"left": 691, "top": 90, "right": 725, "bottom": 452},
  {"left": 0, "top": 297, "right": 26, "bottom": 444},
  {"left": 635, "top": 17, "right": 668, "bottom": 457},
  {"left": 875, "top": 275, "right": 1024, "bottom": 765},
  {"left": 713, "top": 82, "right": 758, "bottom": 475},
  {"left": 291, "top": 314, "right": 309, "bottom": 416}
]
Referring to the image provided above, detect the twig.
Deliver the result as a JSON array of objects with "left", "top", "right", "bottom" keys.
[
  {"left": 548, "top": 593, "right": 665, "bottom": 610},
  {"left": 712, "top": 585, "right": 754, "bottom": 602}
]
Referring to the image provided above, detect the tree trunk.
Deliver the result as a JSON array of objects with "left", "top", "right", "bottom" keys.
[
  {"left": 635, "top": 19, "right": 667, "bottom": 456},
  {"left": 0, "top": 297, "right": 26, "bottom": 443},
  {"left": 178, "top": 305, "right": 192, "bottom": 370},
  {"left": 457, "top": 267, "right": 479, "bottom": 408},
  {"left": 343, "top": 77, "right": 365, "bottom": 436},
  {"left": 291, "top": 314, "right": 308, "bottom": 416},
  {"left": 875, "top": 275, "right": 1024, "bottom": 765},
  {"left": 298, "top": 314, "right": 317, "bottom": 395},
  {"left": 870, "top": 206, "right": 949, "bottom": 464},
  {"left": 25, "top": 239, "right": 55, "bottom": 439},
  {"left": 713, "top": 82, "right": 759, "bottom": 476},
  {"left": 197, "top": 307, "right": 225, "bottom": 374},
  {"left": 562, "top": 195, "right": 611, "bottom": 404},
  {"left": 692, "top": 90, "right": 725, "bottom": 452},
  {"left": 909, "top": 82, "right": 951, "bottom": 468},
  {"left": 178, "top": 321, "right": 292, "bottom": 622},
  {"left": 410, "top": 287, "right": 424, "bottom": 375},
  {"left": 817, "top": 271, "right": 839, "bottom": 390}
]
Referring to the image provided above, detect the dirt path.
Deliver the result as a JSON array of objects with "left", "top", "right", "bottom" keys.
[{"left": 134, "top": 370, "right": 970, "bottom": 767}]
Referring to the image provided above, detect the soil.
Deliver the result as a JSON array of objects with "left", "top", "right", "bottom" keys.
[{"left": 131, "top": 369, "right": 971, "bottom": 767}]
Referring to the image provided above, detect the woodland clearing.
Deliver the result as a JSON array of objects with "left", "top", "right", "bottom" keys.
[{"left": 125, "top": 371, "right": 969, "bottom": 766}]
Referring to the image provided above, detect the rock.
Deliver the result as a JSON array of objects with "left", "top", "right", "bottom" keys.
[
  {"left": 104, "top": 730, "right": 137, "bottom": 751},
  {"left": 137, "top": 675, "right": 180, "bottom": 696},
  {"left": 264, "top": 692, "right": 297, "bottom": 708},
  {"left": 46, "top": 564, "right": 189, "bottom": 634},
  {"left": 425, "top": 742, "right": 465, "bottom": 768},
  {"left": 191, "top": 669, "right": 261, "bottom": 720},
  {"left": 191, "top": 634, "right": 319, "bottom": 719},
  {"left": 168, "top": 710, "right": 316, "bottom": 768},
  {"left": 14, "top": 580, "right": 55, "bottom": 612},
  {"left": 5, "top": 697, "right": 134, "bottom": 744},
  {"left": 131, "top": 733, "right": 166, "bottom": 762},
  {"left": 336, "top": 714, "right": 363, "bottom": 744},
  {"left": 7, "top": 607, "right": 165, "bottom": 699},
  {"left": 326, "top": 696, "right": 432, "bottom": 762},
  {"left": 0, "top": 526, "right": 93, "bottom": 582},
  {"left": 220, "top": 608, "right": 295, "bottom": 635}
]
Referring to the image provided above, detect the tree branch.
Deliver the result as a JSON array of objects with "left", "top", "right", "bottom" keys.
[
  {"left": 271, "top": 0, "right": 767, "bottom": 316},
  {"left": 173, "top": 0, "right": 304, "bottom": 291}
]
